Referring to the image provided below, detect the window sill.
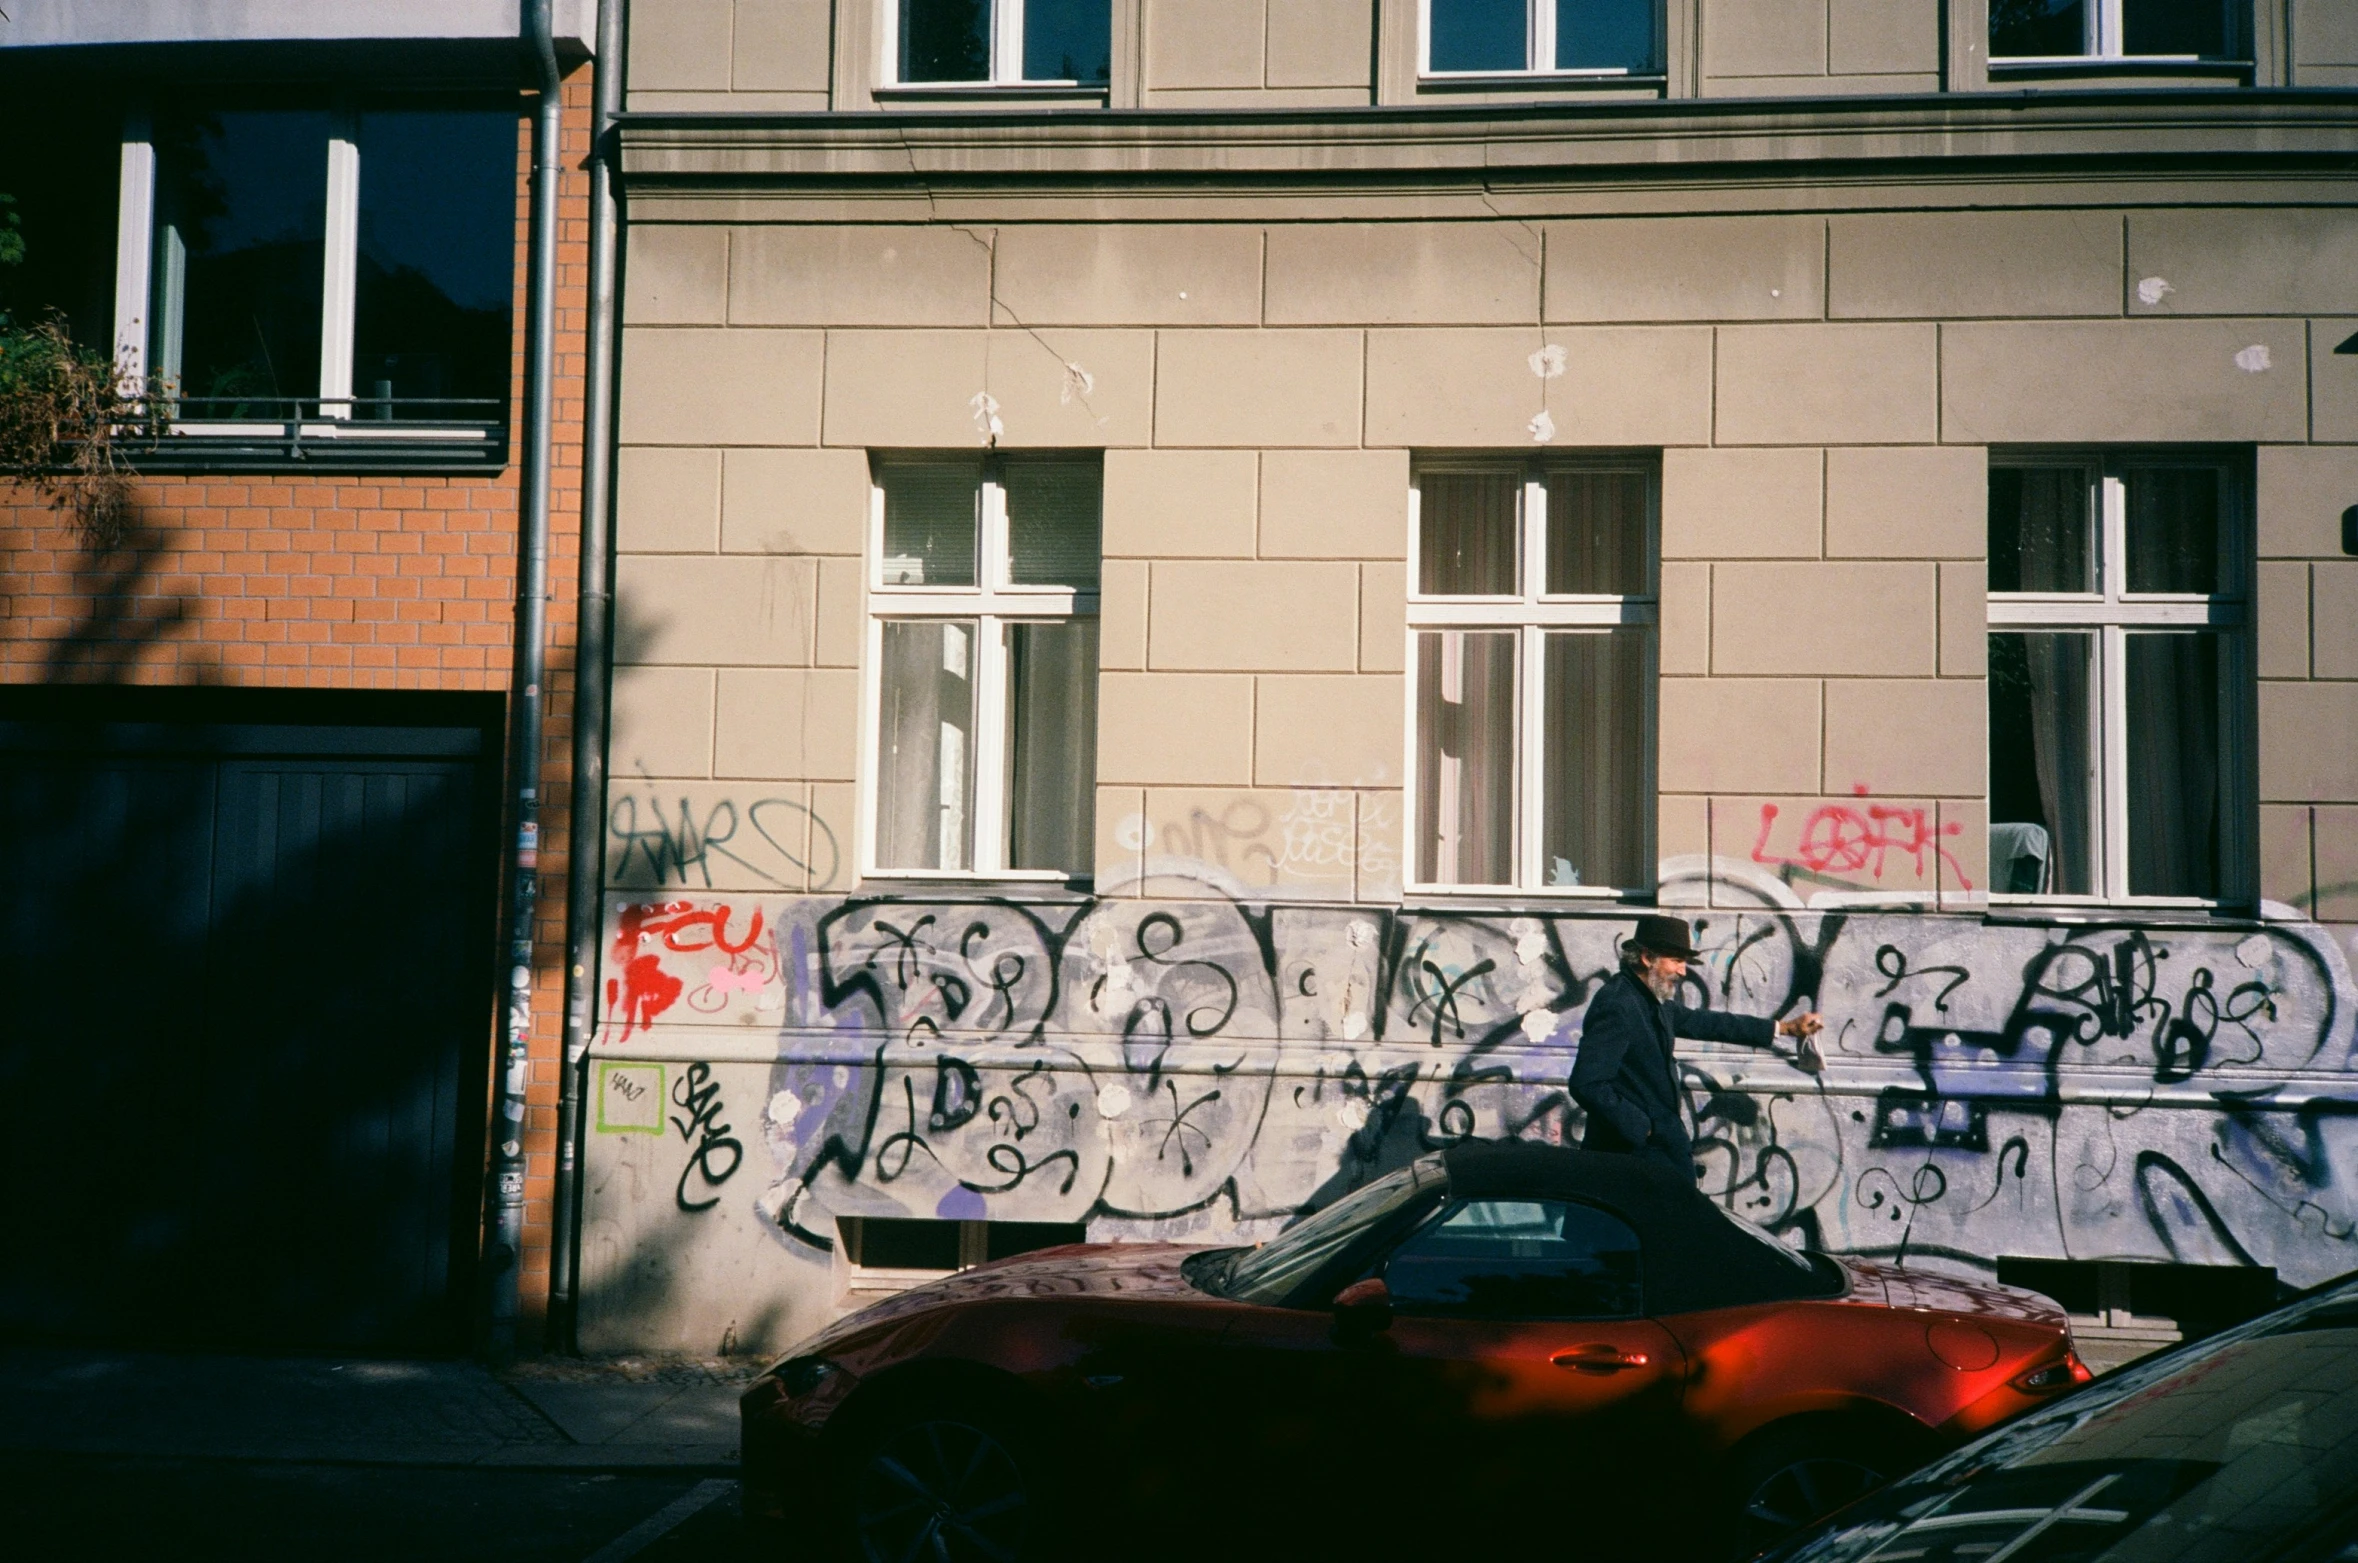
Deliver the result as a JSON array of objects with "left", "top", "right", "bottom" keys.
[
  {"left": 1981, "top": 897, "right": 2266, "bottom": 930},
  {"left": 1417, "top": 70, "right": 1665, "bottom": 94},
  {"left": 852, "top": 872, "right": 1094, "bottom": 897},
  {"left": 1987, "top": 56, "right": 2252, "bottom": 87},
  {"left": 1401, "top": 887, "right": 1656, "bottom": 912},
  {"left": 874, "top": 82, "right": 1109, "bottom": 104}
]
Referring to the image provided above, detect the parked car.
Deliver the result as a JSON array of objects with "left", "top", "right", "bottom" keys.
[
  {"left": 1759, "top": 1265, "right": 2358, "bottom": 1563},
  {"left": 742, "top": 1140, "right": 2087, "bottom": 1562}
]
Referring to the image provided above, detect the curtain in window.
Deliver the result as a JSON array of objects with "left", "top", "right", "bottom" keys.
[
  {"left": 1989, "top": 466, "right": 2092, "bottom": 593},
  {"left": 876, "top": 620, "right": 977, "bottom": 871},
  {"left": 1544, "top": 468, "right": 1649, "bottom": 595},
  {"left": 2126, "top": 632, "right": 2223, "bottom": 898},
  {"left": 1416, "top": 631, "right": 1516, "bottom": 885},
  {"left": 1003, "top": 457, "right": 1101, "bottom": 588},
  {"left": 1419, "top": 471, "right": 1520, "bottom": 595},
  {"left": 878, "top": 462, "right": 980, "bottom": 587},
  {"left": 1540, "top": 631, "right": 1647, "bottom": 889},
  {"left": 1005, "top": 620, "right": 1097, "bottom": 873},
  {"left": 2125, "top": 467, "right": 2221, "bottom": 595},
  {"left": 1989, "top": 631, "right": 2094, "bottom": 894}
]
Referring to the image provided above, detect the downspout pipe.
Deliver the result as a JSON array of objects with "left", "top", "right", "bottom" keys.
[
  {"left": 550, "top": 0, "right": 625, "bottom": 1354},
  {"left": 484, "top": 0, "right": 563, "bottom": 1363}
]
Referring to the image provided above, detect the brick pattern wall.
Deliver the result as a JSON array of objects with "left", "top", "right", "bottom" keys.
[{"left": 0, "top": 71, "right": 597, "bottom": 1347}]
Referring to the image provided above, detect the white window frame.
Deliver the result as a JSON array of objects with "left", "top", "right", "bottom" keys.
[
  {"left": 1990, "top": 0, "right": 2246, "bottom": 64},
  {"left": 881, "top": 0, "right": 1100, "bottom": 88},
  {"left": 859, "top": 456, "right": 1100, "bottom": 884},
  {"left": 1403, "top": 457, "right": 1659, "bottom": 900},
  {"left": 1418, "top": 0, "right": 1665, "bottom": 80},
  {"left": 1985, "top": 452, "right": 2253, "bottom": 909},
  {"left": 107, "top": 99, "right": 505, "bottom": 444}
]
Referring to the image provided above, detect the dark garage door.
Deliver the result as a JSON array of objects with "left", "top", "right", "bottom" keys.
[{"left": 0, "top": 692, "right": 500, "bottom": 1351}]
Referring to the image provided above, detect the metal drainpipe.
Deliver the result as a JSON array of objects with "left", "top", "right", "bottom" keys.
[
  {"left": 549, "top": 0, "right": 625, "bottom": 1354},
  {"left": 484, "top": 0, "right": 563, "bottom": 1364}
]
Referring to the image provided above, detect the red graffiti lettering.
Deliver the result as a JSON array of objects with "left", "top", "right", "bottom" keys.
[
  {"left": 1751, "top": 798, "right": 1973, "bottom": 892},
  {"left": 611, "top": 954, "right": 685, "bottom": 1039},
  {"left": 606, "top": 901, "right": 768, "bottom": 1037}
]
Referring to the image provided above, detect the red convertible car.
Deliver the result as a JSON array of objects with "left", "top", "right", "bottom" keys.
[{"left": 743, "top": 1141, "right": 2087, "bottom": 1562}]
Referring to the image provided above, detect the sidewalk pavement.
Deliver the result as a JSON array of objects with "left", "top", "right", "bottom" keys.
[{"left": 0, "top": 1347, "right": 756, "bottom": 1472}]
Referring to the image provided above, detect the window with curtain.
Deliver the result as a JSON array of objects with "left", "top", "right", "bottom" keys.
[
  {"left": 894, "top": 0, "right": 1112, "bottom": 85},
  {"left": 1423, "top": 0, "right": 1662, "bottom": 75},
  {"left": 869, "top": 454, "right": 1101, "bottom": 878},
  {"left": 1408, "top": 458, "right": 1656, "bottom": 894},
  {"left": 1986, "top": 456, "right": 2249, "bottom": 904},
  {"left": 1989, "top": 0, "right": 2247, "bottom": 62}
]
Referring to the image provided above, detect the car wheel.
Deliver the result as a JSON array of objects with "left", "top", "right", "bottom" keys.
[
  {"left": 848, "top": 1404, "right": 1040, "bottom": 1563},
  {"left": 1725, "top": 1423, "right": 1894, "bottom": 1559}
]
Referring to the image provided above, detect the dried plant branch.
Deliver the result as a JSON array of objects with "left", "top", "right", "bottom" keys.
[{"left": 0, "top": 314, "right": 154, "bottom": 549}]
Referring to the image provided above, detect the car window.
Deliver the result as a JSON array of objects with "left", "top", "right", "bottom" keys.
[
  {"left": 1382, "top": 1198, "right": 1642, "bottom": 1320},
  {"left": 1768, "top": 1280, "right": 2358, "bottom": 1563},
  {"left": 1220, "top": 1159, "right": 1442, "bottom": 1306}
]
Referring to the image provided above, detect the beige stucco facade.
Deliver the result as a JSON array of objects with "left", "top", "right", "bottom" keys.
[{"left": 580, "top": 0, "right": 2358, "bottom": 1357}]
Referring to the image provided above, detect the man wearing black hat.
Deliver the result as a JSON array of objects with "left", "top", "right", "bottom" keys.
[{"left": 1570, "top": 914, "right": 1824, "bottom": 1176}]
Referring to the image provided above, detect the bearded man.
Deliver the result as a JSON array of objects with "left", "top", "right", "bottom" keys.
[{"left": 1570, "top": 915, "right": 1824, "bottom": 1176}]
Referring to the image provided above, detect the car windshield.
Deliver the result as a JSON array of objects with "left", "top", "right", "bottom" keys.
[
  {"left": 1216, "top": 1160, "right": 1440, "bottom": 1306},
  {"left": 1766, "top": 1275, "right": 2358, "bottom": 1563}
]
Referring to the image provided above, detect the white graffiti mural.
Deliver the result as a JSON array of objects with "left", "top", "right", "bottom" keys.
[{"left": 581, "top": 867, "right": 2358, "bottom": 1351}]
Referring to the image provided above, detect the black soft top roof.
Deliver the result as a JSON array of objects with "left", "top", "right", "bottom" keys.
[{"left": 1438, "top": 1139, "right": 1836, "bottom": 1314}]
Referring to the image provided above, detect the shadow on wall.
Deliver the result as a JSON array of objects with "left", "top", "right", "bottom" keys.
[{"left": 0, "top": 495, "right": 508, "bottom": 1351}]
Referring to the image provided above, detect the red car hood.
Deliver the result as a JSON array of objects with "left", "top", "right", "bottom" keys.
[
  {"left": 1837, "top": 1256, "right": 2069, "bottom": 1328},
  {"left": 786, "top": 1241, "right": 1215, "bottom": 1360}
]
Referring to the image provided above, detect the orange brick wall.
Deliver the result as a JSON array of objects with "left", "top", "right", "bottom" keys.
[{"left": 0, "top": 72, "right": 597, "bottom": 1349}]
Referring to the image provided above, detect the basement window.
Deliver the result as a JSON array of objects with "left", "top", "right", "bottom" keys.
[
  {"left": 837, "top": 1218, "right": 1089, "bottom": 1293},
  {"left": 1998, "top": 1257, "right": 2280, "bottom": 1360}
]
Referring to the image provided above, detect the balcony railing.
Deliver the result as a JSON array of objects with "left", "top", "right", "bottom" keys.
[{"left": 118, "top": 395, "right": 509, "bottom": 473}]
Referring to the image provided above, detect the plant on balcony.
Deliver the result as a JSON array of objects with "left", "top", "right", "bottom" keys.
[{"left": 0, "top": 192, "right": 146, "bottom": 547}]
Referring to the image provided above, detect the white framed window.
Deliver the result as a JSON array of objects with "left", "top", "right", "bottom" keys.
[
  {"left": 1985, "top": 454, "right": 2253, "bottom": 906},
  {"left": 1421, "top": 0, "right": 1662, "bottom": 78},
  {"left": 885, "top": 0, "right": 1112, "bottom": 87},
  {"left": 1989, "top": 0, "right": 2247, "bottom": 63},
  {"left": 862, "top": 454, "right": 1102, "bottom": 881},
  {"left": 1405, "top": 458, "right": 1657, "bottom": 897},
  {"left": 110, "top": 100, "right": 516, "bottom": 459}
]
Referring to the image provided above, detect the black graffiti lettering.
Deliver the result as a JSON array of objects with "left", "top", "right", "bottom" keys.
[{"left": 670, "top": 1061, "right": 743, "bottom": 1213}]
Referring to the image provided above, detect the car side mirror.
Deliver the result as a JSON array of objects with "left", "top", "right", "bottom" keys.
[{"left": 1333, "top": 1276, "right": 1393, "bottom": 1338}]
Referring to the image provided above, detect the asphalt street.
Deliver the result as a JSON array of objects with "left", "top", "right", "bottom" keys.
[{"left": 0, "top": 1456, "right": 759, "bottom": 1563}]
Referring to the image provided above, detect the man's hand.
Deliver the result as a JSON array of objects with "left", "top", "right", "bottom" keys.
[{"left": 1776, "top": 1013, "right": 1826, "bottom": 1074}]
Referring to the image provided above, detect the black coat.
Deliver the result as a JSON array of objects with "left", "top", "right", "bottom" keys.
[{"left": 1570, "top": 969, "right": 1777, "bottom": 1171}]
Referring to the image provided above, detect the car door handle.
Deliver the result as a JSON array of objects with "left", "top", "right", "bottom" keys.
[{"left": 1551, "top": 1344, "right": 1651, "bottom": 1374}]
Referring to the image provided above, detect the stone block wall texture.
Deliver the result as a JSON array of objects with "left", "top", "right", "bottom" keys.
[
  {"left": 594, "top": 189, "right": 2358, "bottom": 1351},
  {"left": 0, "top": 75, "right": 598, "bottom": 1347},
  {"left": 610, "top": 205, "right": 2358, "bottom": 922}
]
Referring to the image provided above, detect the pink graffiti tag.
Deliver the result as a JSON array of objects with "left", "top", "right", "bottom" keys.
[
  {"left": 604, "top": 901, "right": 768, "bottom": 1038},
  {"left": 1751, "top": 796, "right": 1973, "bottom": 892}
]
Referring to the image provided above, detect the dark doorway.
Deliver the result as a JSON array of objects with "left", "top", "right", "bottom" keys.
[{"left": 0, "top": 688, "right": 502, "bottom": 1352}]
